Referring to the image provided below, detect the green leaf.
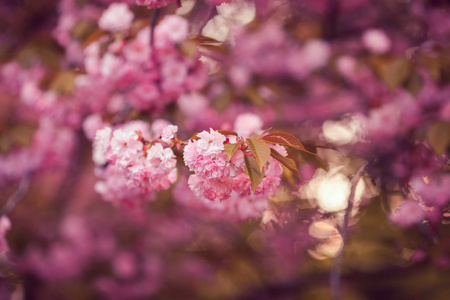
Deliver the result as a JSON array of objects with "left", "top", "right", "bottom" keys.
[
  {"left": 244, "top": 155, "right": 264, "bottom": 193},
  {"left": 246, "top": 136, "right": 271, "bottom": 171},
  {"left": 223, "top": 142, "right": 242, "bottom": 161},
  {"left": 270, "top": 148, "right": 301, "bottom": 179}
]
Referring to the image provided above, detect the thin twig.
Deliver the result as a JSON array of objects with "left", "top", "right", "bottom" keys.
[
  {"left": 150, "top": 8, "right": 161, "bottom": 48},
  {"left": 0, "top": 172, "right": 32, "bottom": 216},
  {"left": 330, "top": 162, "right": 367, "bottom": 300}
]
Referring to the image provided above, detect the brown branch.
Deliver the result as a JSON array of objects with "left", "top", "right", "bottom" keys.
[
  {"left": 0, "top": 172, "right": 32, "bottom": 216},
  {"left": 330, "top": 162, "right": 367, "bottom": 300},
  {"left": 150, "top": 8, "right": 161, "bottom": 48}
]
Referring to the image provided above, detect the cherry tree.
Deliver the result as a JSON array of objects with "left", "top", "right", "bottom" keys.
[{"left": 0, "top": 0, "right": 449, "bottom": 299}]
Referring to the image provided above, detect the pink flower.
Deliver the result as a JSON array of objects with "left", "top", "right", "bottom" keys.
[
  {"left": 110, "top": 128, "right": 144, "bottom": 168},
  {"left": 234, "top": 113, "right": 263, "bottom": 137},
  {"left": 390, "top": 200, "right": 425, "bottom": 227},
  {"left": 302, "top": 39, "right": 331, "bottom": 70},
  {"left": 161, "top": 125, "right": 178, "bottom": 143},
  {"left": 362, "top": 29, "right": 391, "bottom": 54},
  {"left": 188, "top": 175, "right": 233, "bottom": 201},
  {"left": 0, "top": 216, "right": 11, "bottom": 254},
  {"left": 336, "top": 55, "right": 357, "bottom": 79},
  {"left": 155, "top": 15, "right": 189, "bottom": 44},
  {"left": 93, "top": 127, "right": 112, "bottom": 165},
  {"left": 161, "top": 59, "right": 188, "bottom": 93},
  {"left": 99, "top": 3, "right": 134, "bottom": 32},
  {"left": 100, "top": 53, "right": 124, "bottom": 78},
  {"left": 195, "top": 129, "right": 227, "bottom": 155},
  {"left": 123, "top": 28, "right": 151, "bottom": 63},
  {"left": 184, "top": 143, "right": 230, "bottom": 179},
  {"left": 205, "top": 0, "right": 232, "bottom": 5},
  {"left": 136, "top": 0, "right": 177, "bottom": 9},
  {"left": 177, "top": 92, "right": 209, "bottom": 117},
  {"left": 113, "top": 252, "right": 137, "bottom": 279},
  {"left": 151, "top": 119, "right": 171, "bottom": 138},
  {"left": 83, "top": 114, "right": 105, "bottom": 141}
]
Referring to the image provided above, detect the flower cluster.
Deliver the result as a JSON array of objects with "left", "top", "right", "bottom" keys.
[
  {"left": 75, "top": 12, "right": 207, "bottom": 114},
  {"left": 92, "top": 121, "right": 177, "bottom": 206},
  {"left": 183, "top": 129, "right": 284, "bottom": 201}
]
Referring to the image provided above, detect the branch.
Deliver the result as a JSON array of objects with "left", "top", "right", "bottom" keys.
[
  {"left": 0, "top": 172, "right": 32, "bottom": 216},
  {"left": 150, "top": 8, "right": 161, "bottom": 48},
  {"left": 330, "top": 162, "right": 367, "bottom": 300}
]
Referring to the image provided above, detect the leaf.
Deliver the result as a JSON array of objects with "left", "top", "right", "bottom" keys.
[
  {"left": 258, "top": 127, "right": 273, "bottom": 139},
  {"left": 262, "top": 132, "right": 316, "bottom": 155},
  {"left": 244, "top": 155, "right": 264, "bottom": 193},
  {"left": 217, "top": 130, "right": 238, "bottom": 137},
  {"left": 244, "top": 87, "right": 266, "bottom": 107},
  {"left": 192, "top": 34, "right": 222, "bottom": 45},
  {"left": 404, "top": 73, "right": 423, "bottom": 96},
  {"left": 71, "top": 19, "right": 96, "bottom": 41},
  {"left": 422, "top": 52, "right": 450, "bottom": 84},
  {"left": 213, "top": 86, "right": 233, "bottom": 111},
  {"left": 369, "top": 56, "right": 412, "bottom": 89},
  {"left": 49, "top": 70, "right": 79, "bottom": 95},
  {"left": 246, "top": 136, "right": 271, "bottom": 172},
  {"left": 177, "top": 40, "right": 198, "bottom": 58},
  {"left": 426, "top": 121, "right": 450, "bottom": 155},
  {"left": 0, "top": 123, "right": 37, "bottom": 154},
  {"left": 83, "top": 29, "right": 108, "bottom": 47},
  {"left": 198, "top": 44, "right": 228, "bottom": 55},
  {"left": 270, "top": 148, "right": 301, "bottom": 179},
  {"left": 223, "top": 142, "right": 242, "bottom": 161}
]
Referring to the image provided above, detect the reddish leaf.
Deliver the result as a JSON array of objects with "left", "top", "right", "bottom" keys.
[
  {"left": 217, "top": 130, "right": 238, "bottom": 136},
  {"left": 262, "top": 132, "right": 316, "bottom": 154},
  {"left": 258, "top": 127, "right": 273, "bottom": 139},
  {"left": 192, "top": 34, "right": 222, "bottom": 45},
  {"left": 270, "top": 148, "right": 301, "bottom": 179}
]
